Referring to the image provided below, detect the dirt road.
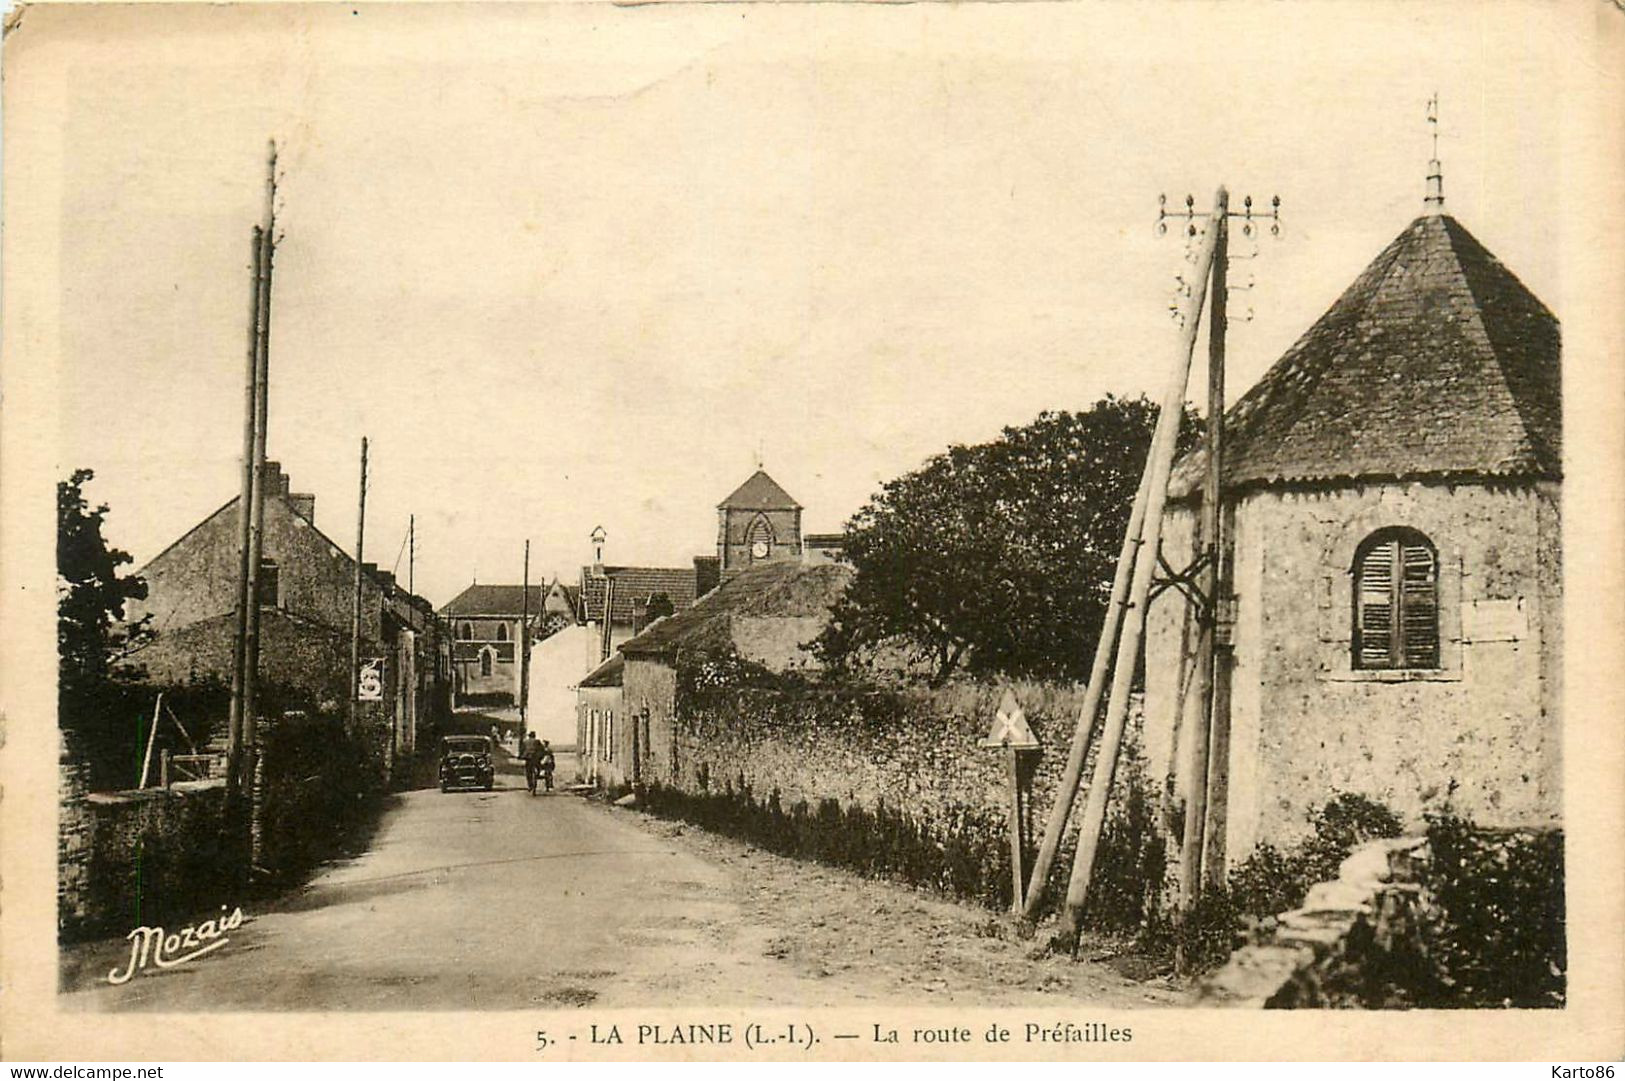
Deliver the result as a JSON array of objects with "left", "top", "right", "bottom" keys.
[{"left": 60, "top": 756, "right": 1189, "bottom": 1010}]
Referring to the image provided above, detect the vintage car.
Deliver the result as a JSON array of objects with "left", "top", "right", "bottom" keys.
[{"left": 438, "top": 735, "right": 495, "bottom": 792}]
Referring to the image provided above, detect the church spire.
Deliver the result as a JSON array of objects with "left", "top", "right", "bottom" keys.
[{"left": 1425, "top": 93, "right": 1445, "bottom": 214}]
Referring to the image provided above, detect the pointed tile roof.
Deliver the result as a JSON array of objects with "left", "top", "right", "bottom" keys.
[
  {"left": 718, "top": 469, "right": 801, "bottom": 510},
  {"left": 1172, "top": 213, "right": 1560, "bottom": 496}
]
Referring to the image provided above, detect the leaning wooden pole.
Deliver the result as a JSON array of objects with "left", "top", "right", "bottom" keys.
[
  {"left": 1058, "top": 194, "right": 1222, "bottom": 945},
  {"left": 1022, "top": 462, "right": 1153, "bottom": 918}
]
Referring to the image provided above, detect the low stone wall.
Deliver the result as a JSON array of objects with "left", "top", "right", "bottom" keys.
[
  {"left": 59, "top": 775, "right": 236, "bottom": 942},
  {"left": 60, "top": 707, "right": 402, "bottom": 944},
  {"left": 1202, "top": 836, "right": 1429, "bottom": 1007},
  {"left": 1202, "top": 825, "right": 1565, "bottom": 1008},
  {"left": 647, "top": 679, "right": 1164, "bottom": 926}
]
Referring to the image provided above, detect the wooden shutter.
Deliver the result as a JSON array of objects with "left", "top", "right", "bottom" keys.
[
  {"left": 1399, "top": 540, "right": 1439, "bottom": 668},
  {"left": 1353, "top": 531, "right": 1440, "bottom": 670},
  {"left": 1355, "top": 539, "right": 1397, "bottom": 668}
]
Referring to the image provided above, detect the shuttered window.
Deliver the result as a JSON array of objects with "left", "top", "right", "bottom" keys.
[{"left": 1352, "top": 528, "right": 1439, "bottom": 670}]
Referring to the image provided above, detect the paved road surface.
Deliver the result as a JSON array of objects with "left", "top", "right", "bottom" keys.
[
  {"left": 61, "top": 753, "right": 1188, "bottom": 1011},
  {"left": 61, "top": 757, "right": 834, "bottom": 1011}
]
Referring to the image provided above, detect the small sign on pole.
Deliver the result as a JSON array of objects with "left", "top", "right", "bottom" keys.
[
  {"left": 980, "top": 688, "right": 1041, "bottom": 913},
  {"left": 357, "top": 657, "right": 385, "bottom": 702}
]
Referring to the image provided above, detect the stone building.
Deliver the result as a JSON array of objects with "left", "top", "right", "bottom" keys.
[
  {"left": 579, "top": 561, "right": 851, "bottom": 791},
  {"left": 125, "top": 462, "right": 448, "bottom": 759},
  {"left": 1143, "top": 193, "right": 1562, "bottom": 866},
  {"left": 440, "top": 581, "right": 578, "bottom": 705},
  {"left": 717, "top": 469, "right": 804, "bottom": 574}
]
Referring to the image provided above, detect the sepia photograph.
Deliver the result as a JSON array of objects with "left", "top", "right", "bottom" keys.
[{"left": 2, "top": 0, "right": 1622, "bottom": 1062}]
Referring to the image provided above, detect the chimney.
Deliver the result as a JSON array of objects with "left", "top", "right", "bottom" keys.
[
  {"left": 262, "top": 460, "right": 289, "bottom": 497},
  {"left": 377, "top": 570, "right": 396, "bottom": 592},
  {"left": 288, "top": 493, "right": 315, "bottom": 522},
  {"left": 694, "top": 555, "right": 720, "bottom": 599},
  {"left": 590, "top": 525, "right": 607, "bottom": 575}
]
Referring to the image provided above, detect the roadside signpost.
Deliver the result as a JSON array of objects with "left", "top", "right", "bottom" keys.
[{"left": 980, "top": 688, "right": 1040, "bottom": 913}]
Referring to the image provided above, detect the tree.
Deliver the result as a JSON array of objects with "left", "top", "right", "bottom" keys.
[
  {"left": 58, "top": 468, "right": 151, "bottom": 696},
  {"left": 645, "top": 592, "right": 676, "bottom": 624},
  {"left": 812, "top": 396, "right": 1200, "bottom": 685}
]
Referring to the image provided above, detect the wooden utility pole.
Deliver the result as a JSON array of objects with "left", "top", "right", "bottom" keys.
[
  {"left": 408, "top": 514, "right": 415, "bottom": 596},
  {"left": 1200, "top": 204, "right": 1237, "bottom": 892},
  {"left": 227, "top": 143, "right": 277, "bottom": 799},
  {"left": 349, "top": 437, "right": 369, "bottom": 728},
  {"left": 519, "top": 539, "right": 531, "bottom": 728},
  {"left": 1177, "top": 192, "right": 1229, "bottom": 928},
  {"left": 226, "top": 225, "right": 264, "bottom": 798},
  {"left": 242, "top": 151, "right": 276, "bottom": 772},
  {"left": 1056, "top": 198, "right": 1222, "bottom": 945}
]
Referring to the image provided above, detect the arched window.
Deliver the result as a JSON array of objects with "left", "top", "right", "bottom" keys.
[
  {"left": 479, "top": 648, "right": 494, "bottom": 677},
  {"left": 746, "top": 514, "right": 775, "bottom": 561},
  {"left": 459, "top": 622, "right": 473, "bottom": 641},
  {"left": 496, "top": 622, "right": 509, "bottom": 642},
  {"left": 1352, "top": 527, "right": 1439, "bottom": 670}
]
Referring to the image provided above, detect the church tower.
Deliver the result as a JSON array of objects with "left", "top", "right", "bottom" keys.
[{"left": 717, "top": 469, "right": 802, "bottom": 574}]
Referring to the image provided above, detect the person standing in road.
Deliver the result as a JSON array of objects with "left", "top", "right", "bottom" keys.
[
  {"left": 539, "top": 740, "right": 556, "bottom": 793},
  {"left": 520, "top": 731, "right": 543, "bottom": 795}
]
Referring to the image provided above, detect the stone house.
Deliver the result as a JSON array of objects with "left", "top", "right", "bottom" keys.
[
  {"left": 1143, "top": 197, "right": 1562, "bottom": 866},
  {"left": 440, "top": 581, "right": 578, "bottom": 705},
  {"left": 575, "top": 654, "right": 624, "bottom": 786},
  {"left": 125, "top": 462, "right": 449, "bottom": 758},
  {"left": 580, "top": 561, "right": 851, "bottom": 791}
]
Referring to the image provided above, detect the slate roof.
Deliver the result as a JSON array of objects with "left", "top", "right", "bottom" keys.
[
  {"left": 1170, "top": 212, "right": 1560, "bottom": 497},
  {"left": 440, "top": 584, "right": 547, "bottom": 617},
  {"left": 579, "top": 566, "right": 699, "bottom": 624},
  {"left": 718, "top": 469, "right": 802, "bottom": 510},
  {"left": 619, "top": 561, "right": 852, "bottom": 658}
]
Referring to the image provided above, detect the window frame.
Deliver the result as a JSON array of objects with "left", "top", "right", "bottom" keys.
[
  {"left": 255, "top": 557, "right": 280, "bottom": 609},
  {"left": 1351, "top": 526, "right": 1441, "bottom": 671}
]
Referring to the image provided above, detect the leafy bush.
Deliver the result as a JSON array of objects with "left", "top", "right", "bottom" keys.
[
  {"left": 1412, "top": 816, "right": 1565, "bottom": 1007},
  {"left": 1152, "top": 791, "right": 1404, "bottom": 973}
]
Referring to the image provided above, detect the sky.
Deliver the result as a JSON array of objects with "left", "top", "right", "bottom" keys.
[{"left": 27, "top": 1, "right": 1582, "bottom": 607}]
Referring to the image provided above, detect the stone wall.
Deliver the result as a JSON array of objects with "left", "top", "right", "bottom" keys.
[
  {"left": 59, "top": 775, "right": 235, "bottom": 942},
  {"left": 642, "top": 678, "right": 1162, "bottom": 918},
  {"left": 134, "top": 609, "right": 368, "bottom": 705},
  {"left": 1145, "top": 479, "right": 1562, "bottom": 867},
  {"left": 719, "top": 506, "right": 803, "bottom": 573},
  {"left": 1202, "top": 836, "right": 1430, "bottom": 1007},
  {"left": 731, "top": 615, "right": 825, "bottom": 671}
]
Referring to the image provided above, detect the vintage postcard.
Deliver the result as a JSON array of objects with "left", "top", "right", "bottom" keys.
[{"left": 2, "top": 0, "right": 1622, "bottom": 1062}]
